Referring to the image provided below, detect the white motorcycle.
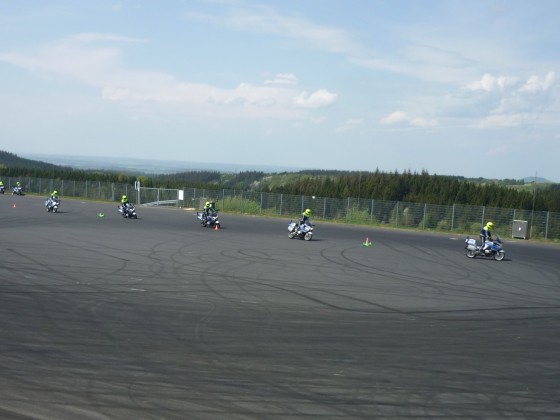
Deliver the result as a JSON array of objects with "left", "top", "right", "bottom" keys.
[
  {"left": 288, "top": 221, "right": 314, "bottom": 241},
  {"left": 45, "top": 197, "right": 61, "bottom": 213},
  {"left": 465, "top": 236, "right": 505, "bottom": 261},
  {"left": 118, "top": 203, "right": 137, "bottom": 219},
  {"left": 197, "top": 211, "right": 220, "bottom": 228}
]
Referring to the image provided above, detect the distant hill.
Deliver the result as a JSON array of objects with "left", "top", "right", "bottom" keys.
[
  {"left": 0, "top": 150, "right": 68, "bottom": 171},
  {"left": 523, "top": 176, "right": 551, "bottom": 183},
  {"left": 21, "top": 153, "right": 305, "bottom": 175}
]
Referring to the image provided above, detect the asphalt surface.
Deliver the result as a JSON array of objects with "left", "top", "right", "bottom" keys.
[{"left": 1, "top": 195, "right": 559, "bottom": 419}]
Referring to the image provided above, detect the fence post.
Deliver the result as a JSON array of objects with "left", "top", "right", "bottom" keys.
[
  {"left": 396, "top": 202, "right": 399, "bottom": 227},
  {"left": 280, "top": 194, "right": 283, "bottom": 216},
  {"left": 423, "top": 203, "right": 427, "bottom": 230},
  {"left": 260, "top": 192, "right": 263, "bottom": 213},
  {"left": 451, "top": 204, "right": 455, "bottom": 231},
  {"left": 481, "top": 206, "right": 485, "bottom": 225},
  {"left": 323, "top": 197, "right": 327, "bottom": 219},
  {"left": 370, "top": 199, "right": 374, "bottom": 222},
  {"left": 545, "top": 212, "right": 549, "bottom": 240},
  {"left": 85, "top": 180, "right": 88, "bottom": 199}
]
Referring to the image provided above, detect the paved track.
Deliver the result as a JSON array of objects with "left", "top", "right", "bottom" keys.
[{"left": 1, "top": 195, "right": 559, "bottom": 419}]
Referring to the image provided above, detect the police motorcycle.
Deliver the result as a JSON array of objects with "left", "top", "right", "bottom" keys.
[
  {"left": 12, "top": 185, "right": 24, "bottom": 195},
  {"left": 118, "top": 203, "right": 138, "bottom": 219},
  {"left": 197, "top": 210, "right": 220, "bottom": 228},
  {"left": 0, "top": 184, "right": 5, "bottom": 194},
  {"left": 465, "top": 235, "right": 505, "bottom": 261},
  {"left": 288, "top": 220, "right": 314, "bottom": 241},
  {"left": 45, "top": 197, "right": 61, "bottom": 213}
]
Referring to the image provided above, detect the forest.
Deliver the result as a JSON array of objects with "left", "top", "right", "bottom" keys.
[{"left": 1, "top": 150, "right": 559, "bottom": 212}]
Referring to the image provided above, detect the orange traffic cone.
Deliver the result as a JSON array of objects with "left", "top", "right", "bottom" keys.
[
  {"left": 214, "top": 224, "right": 219, "bottom": 231},
  {"left": 362, "top": 237, "right": 372, "bottom": 247},
  {"left": 12, "top": 203, "right": 16, "bottom": 208}
]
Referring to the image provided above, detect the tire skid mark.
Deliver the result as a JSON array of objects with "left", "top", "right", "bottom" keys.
[{"left": 167, "top": 245, "right": 377, "bottom": 417}]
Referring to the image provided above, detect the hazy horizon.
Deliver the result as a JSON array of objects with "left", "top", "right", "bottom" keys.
[{"left": 19, "top": 152, "right": 555, "bottom": 183}]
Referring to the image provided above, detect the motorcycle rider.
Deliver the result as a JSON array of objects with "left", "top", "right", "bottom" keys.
[
  {"left": 203, "top": 201, "right": 216, "bottom": 220},
  {"left": 0, "top": 180, "right": 4, "bottom": 193},
  {"left": 296, "top": 208, "right": 312, "bottom": 231},
  {"left": 47, "top": 190, "right": 59, "bottom": 208},
  {"left": 480, "top": 221, "right": 494, "bottom": 253},
  {"left": 121, "top": 195, "right": 131, "bottom": 213}
]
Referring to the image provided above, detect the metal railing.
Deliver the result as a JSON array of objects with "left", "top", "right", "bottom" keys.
[{"left": 4, "top": 176, "right": 558, "bottom": 241}]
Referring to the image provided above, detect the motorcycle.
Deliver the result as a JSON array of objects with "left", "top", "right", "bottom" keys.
[
  {"left": 118, "top": 203, "right": 138, "bottom": 219},
  {"left": 12, "top": 186, "right": 24, "bottom": 195},
  {"left": 197, "top": 211, "right": 220, "bottom": 228},
  {"left": 465, "top": 235, "right": 505, "bottom": 261},
  {"left": 0, "top": 185, "right": 5, "bottom": 194},
  {"left": 288, "top": 221, "right": 314, "bottom": 241},
  {"left": 45, "top": 197, "right": 61, "bottom": 213}
]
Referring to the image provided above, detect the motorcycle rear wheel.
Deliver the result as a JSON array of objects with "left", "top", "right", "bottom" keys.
[
  {"left": 466, "top": 249, "right": 477, "bottom": 258},
  {"left": 288, "top": 232, "right": 295, "bottom": 239}
]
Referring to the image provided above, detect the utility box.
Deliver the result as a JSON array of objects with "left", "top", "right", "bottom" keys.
[{"left": 512, "top": 220, "right": 528, "bottom": 239}]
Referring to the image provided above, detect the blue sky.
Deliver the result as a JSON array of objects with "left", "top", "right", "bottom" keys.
[{"left": 1, "top": 0, "right": 559, "bottom": 180}]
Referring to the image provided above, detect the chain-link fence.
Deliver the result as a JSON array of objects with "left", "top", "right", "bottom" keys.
[
  {"left": 4, "top": 175, "right": 559, "bottom": 241},
  {"left": 181, "top": 188, "right": 559, "bottom": 241}
]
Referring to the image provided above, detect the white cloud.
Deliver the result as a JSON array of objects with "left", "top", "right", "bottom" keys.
[
  {"left": 520, "top": 71, "right": 555, "bottom": 93},
  {"left": 464, "top": 71, "right": 558, "bottom": 127},
  {"left": 0, "top": 34, "right": 338, "bottom": 117},
  {"left": 336, "top": 118, "right": 363, "bottom": 132},
  {"left": 478, "top": 113, "right": 528, "bottom": 128},
  {"left": 410, "top": 117, "right": 437, "bottom": 127},
  {"left": 380, "top": 111, "right": 436, "bottom": 127},
  {"left": 293, "top": 89, "right": 337, "bottom": 108},
  {"left": 264, "top": 73, "right": 297, "bottom": 85},
  {"left": 466, "top": 73, "right": 517, "bottom": 92},
  {"left": 381, "top": 111, "right": 407, "bottom": 125},
  {"left": 186, "top": 5, "right": 371, "bottom": 58}
]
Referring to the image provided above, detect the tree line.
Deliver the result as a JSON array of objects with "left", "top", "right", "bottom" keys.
[
  {"left": 260, "top": 170, "right": 559, "bottom": 212},
  {"left": 1, "top": 150, "right": 558, "bottom": 212}
]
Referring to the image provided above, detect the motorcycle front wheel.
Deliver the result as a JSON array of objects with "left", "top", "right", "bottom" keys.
[
  {"left": 304, "top": 232, "right": 313, "bottom": 241},
  {"left": 494, "top": 251, "right": 505, "bottom": 261},
  {"left": 466, "top": 249, "right": 477, "bottom": 258}
]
